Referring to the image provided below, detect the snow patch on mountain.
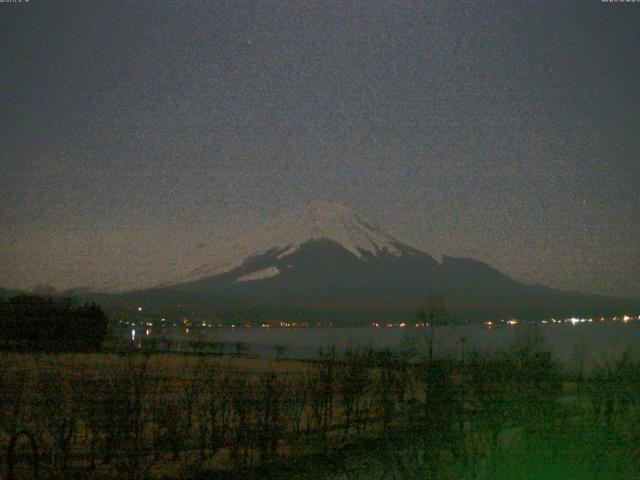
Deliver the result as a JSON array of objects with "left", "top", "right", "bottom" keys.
[
  {"left": 156, "top": 201, "right": 412, "bottom": 287},
  {"left": 231, "top": 200, "right": 404, "bottom": 261},
  {"left": 237, "top": 266, "right": 280, "bottom": 282},
  {"left": 276, "top": 245, "right": 299, "bottom": 259}
]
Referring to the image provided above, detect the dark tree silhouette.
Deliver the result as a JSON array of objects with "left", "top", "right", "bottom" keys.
[
  {"left": 416, "top": 297, "right": 446, "bottom": 361},
  {"left": 0, "top": 295, "right": 108, "bottom": 352}
]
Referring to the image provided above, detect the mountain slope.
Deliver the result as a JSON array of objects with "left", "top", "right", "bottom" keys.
[
  {"left": 155, "top": 201, "right": 413, "bottom": 288},
  {"left": 107, "top": 201, "right": 639, "bottom": 321}
]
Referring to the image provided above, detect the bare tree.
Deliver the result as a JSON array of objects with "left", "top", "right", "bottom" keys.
[
  {"left": 415, "top": 297, "right": 446, "bottom": 362},
  {"left": 272, "top": 345, "right": 288, "bottom": 360}
]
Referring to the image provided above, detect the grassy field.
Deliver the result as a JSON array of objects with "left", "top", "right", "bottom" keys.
[{"left": 1, "top": 340, "right": 639, "bottom": 479}]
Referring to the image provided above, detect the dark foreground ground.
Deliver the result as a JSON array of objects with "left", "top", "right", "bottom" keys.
[{"left": 1, "top": 338, "right": 639, "bottom": 479}]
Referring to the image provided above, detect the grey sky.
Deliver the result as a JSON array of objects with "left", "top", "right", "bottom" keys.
[{"left": 1, "top": 1, "right": 639, "bottom": 296}]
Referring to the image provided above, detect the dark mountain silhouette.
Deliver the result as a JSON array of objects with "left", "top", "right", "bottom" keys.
[{"left": 91, "top": 202, "right": 638, "bottom": 321}]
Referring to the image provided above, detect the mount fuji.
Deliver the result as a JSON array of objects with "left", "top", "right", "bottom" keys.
[{"left": 103, "top": 201, "right": 638, "bottom": 321}]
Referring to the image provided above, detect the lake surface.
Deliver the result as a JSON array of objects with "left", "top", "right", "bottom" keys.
[{"left": 154, "top": 322, "right": 640, "bottom": 370}]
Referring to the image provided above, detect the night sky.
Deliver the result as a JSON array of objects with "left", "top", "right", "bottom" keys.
[{"left": 1, "top": 1, "right": 639, "bottom": 297}]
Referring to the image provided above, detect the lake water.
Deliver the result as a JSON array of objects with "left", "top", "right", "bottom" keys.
[{"left": 154, "top": 322, "right": 640, "bottom": 370}]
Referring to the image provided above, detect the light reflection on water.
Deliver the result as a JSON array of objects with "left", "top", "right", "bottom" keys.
[{"left": 153, "top": 323, "right": 640, "bottom": 369}]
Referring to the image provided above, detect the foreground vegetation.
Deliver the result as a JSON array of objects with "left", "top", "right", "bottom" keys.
[
  {"left": 1, "top": 333, "right": 639, "bottom": 479},
  {"left": 0, "top": 296, "right": 108, "bottom": 352}
]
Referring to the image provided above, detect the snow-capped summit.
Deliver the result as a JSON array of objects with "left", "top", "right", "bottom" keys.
[
  {"left": 249, "top": 200, "right": 403, "bottom": 259},
  {"left": 160, "top": 200, "right": 410, "bottom": 287},
  {"left": 101, "top": 200, "right": 640, "bottom": 321}
]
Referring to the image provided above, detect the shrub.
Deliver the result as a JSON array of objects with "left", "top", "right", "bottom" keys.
[{"left": 0, "top": 296, "right": 108, "bottom": 352}]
